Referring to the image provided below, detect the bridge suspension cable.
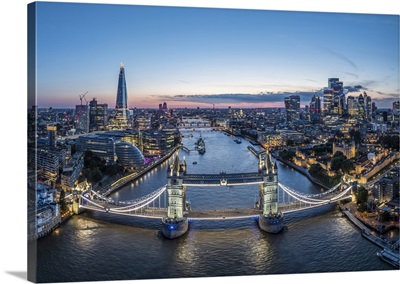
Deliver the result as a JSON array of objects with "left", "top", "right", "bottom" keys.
[
  {"left": 81, "top": 185, "right": 168, "bottom": 213},
  {"left": 90, "top": 190, "right": 109, "bottom": 201},
  {"left": 81, "top": 195, "right": 109, "bottom": 209},
  {"left": 108, "top": 185, "right": 167, "bottom": 213},
  {"left": 278, "top": 183, "right": 352, "bottom": 205}
]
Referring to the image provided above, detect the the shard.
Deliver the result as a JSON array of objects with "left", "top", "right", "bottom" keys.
[{"left": 115, "top": 63, "right": 129, "bottom": 126}]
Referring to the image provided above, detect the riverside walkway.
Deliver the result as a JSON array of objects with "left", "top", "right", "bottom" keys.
[
  {"left": 341, "top": 207, "right": 397, "bottom": 251},
  {"left": 342, "top": 209, "right": 370, "bottom": 232}
]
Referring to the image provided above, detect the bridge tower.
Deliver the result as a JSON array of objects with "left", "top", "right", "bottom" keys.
[
  {"left": 258, "top": 151, "right": 284, "bottom": 233},
  {"left": 161, "top": 156, "right": 189, "bottom": 239},
  {"left": 72, "top": 192, "right": 82, "bottom": 215}
]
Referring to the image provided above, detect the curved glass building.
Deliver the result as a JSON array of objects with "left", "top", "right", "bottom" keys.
[{"left": 115, "top": 142, "right": 145, "bottom": 170}]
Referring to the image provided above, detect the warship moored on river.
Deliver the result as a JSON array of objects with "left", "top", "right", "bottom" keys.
[{"left": 195, "top": 135, "right": 206, "bottom": 154}]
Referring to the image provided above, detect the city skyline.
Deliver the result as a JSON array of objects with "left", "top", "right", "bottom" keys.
[{"left": 35, "top": 2, "right": 399, "bottom": 109}]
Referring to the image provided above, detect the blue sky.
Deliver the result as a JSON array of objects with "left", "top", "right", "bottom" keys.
[{"left": 35, "top": 1, "right": 399, "bottom": 108}]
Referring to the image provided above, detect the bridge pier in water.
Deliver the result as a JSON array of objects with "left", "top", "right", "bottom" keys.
[
  {"left": 161, "top": 156, "right": 189, "bottom": 239},
  {"left": 257, "top": 152, "right": 284, "bottom": 233}
]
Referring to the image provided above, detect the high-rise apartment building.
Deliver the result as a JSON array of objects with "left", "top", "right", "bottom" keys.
[{"left": 115, "top": 63, "right": 129, "bottom": 127}]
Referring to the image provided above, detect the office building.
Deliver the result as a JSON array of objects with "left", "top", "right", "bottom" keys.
[
  {"left": 309, "top": 95, "right": 321, "bottom": 114},
  {"left": 284, "top": 95, "right": 300, "bottom": 122},
  {"left": 75, "top": 134, "right": 116, "bottom": 163},
  {"left": 89, "top": 98, "right": 108, "bottom": 131},
  {"left": 75, "top": 105, "right": 89, "bottom": 133},
  {"left": 141, "top": 129, "right": 179, "bottom": 156},
  {"left": 323, "top": 89, "right": 333, "bottom": 114},
  {"left": 347, "top": 96, "right": 358, "bottom": 116},
  {"left": 136, "top": 114, "right": 152, "bottom": 130}
]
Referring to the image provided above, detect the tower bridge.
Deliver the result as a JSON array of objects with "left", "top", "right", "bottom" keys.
[{"left": 77, "top": 151, "right": 353, "bottom": 239}]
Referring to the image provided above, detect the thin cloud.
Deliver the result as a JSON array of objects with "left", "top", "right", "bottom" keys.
[
  {"left": 179, "top": 80, "right": 190, "bottom": 84},
  {"left": 319, "top": 47, "right": 358, "bottom": 70},
  {"left": 357, "top": 79, "right": 383, "bottom": 87},
  {"left": 305, "top": 79, "right": 321, "bottom": 84},
  {"left": 343, "top": 72, "right": 359, "bottom": 79},
  {"left": 160, "top": 91, "right": 322, "bottom": 105}
]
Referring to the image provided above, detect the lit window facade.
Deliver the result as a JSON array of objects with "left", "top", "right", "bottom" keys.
[{"left": 75, "top": 135, "right": 116, "bottom": 162}]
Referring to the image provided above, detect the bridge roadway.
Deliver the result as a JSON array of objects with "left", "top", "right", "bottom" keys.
[
  {"left": 81, "top": 204, "right": 262, "bottom": 220},
  {"left": 182, "top": 172, "right": 264, "bottom": 186},
  {"left": 187, "top": 208, "right": 262, "bottom": 220},
  {"left": 80, "top": 205, "right": 167, "bottom": 219},
  {"left": 81, "top": 201, "right": 344, "bottom": 220}
]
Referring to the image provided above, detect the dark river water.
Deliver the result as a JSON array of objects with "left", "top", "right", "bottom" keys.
[{"left": 37, "top": 130, "right": 395, "bottom": 283}]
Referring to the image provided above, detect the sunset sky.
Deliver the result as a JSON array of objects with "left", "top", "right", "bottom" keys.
[{"left": 35, "top": 2, "right": 399, "bottom": 109}]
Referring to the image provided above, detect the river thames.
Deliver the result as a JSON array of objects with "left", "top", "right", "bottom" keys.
[{"left": 36, "top": 130, "right": 395, "bottom": 283}]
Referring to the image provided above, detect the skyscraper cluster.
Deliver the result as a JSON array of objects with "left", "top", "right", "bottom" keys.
[
  {"left": 320, "top": 77, "right": 373, "bottom": 120},
  {"left": 159, "top": 102, "right": 168, "bottom": 112},
  {"left": 346, "top": 92, "right": 373, "bottom": 120},
  {"left": 284, "top": 77, "right": 378, "bottom": 123}
]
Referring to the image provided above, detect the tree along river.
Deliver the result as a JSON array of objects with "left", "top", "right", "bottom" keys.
[{"left": 37, "top": 130, "right": 396, "bottom": 283}]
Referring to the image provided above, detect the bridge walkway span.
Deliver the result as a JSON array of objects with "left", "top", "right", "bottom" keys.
[{"left": 183, "top": 172, "right": 264, "bottom": 186}]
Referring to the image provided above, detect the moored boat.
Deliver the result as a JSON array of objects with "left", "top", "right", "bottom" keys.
[
  {"left": 376, "top": 249, "right": 400, "bottom": 268},
  {"left": 196, "top": 136, "right": 206, "bottom": 154}
]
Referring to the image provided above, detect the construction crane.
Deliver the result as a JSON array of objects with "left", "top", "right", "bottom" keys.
[{"left": 79, "top": 91, "right": 88, "bottom": 105}]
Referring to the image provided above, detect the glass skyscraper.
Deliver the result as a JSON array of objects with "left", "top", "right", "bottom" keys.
[
  {"left": 115, "top": 63, "right": 129, "bottom": 126},
  {"left": 284, "top": 95, "right": 300, "bottom": 122}
]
